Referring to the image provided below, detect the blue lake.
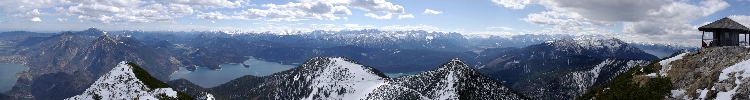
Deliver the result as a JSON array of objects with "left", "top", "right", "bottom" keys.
[
  {"left": 0, "top": 64, "right": 28, "bottom": 93},
  {"left": 169, "top": 57, "right": 297, "bottom": 88},
  {"left": 168, "top": 57, "right": 426, "bottom": 88}
]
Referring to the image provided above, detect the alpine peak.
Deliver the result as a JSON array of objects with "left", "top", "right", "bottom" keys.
[{"left": 66, "top": 61, "right": 193, "bottom": 100}]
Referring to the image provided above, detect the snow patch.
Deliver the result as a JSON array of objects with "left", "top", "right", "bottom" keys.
[
  {"left": 698, "top": 88, "right": 709, "bottom": 99},
  {"left": 670, "top": 89, "right": 686, "bottom": 98},
  {"left": 436, "top": 70, "right": 458, "bottom": 99},
  {"left": 714, "top": 58, "right": 750, "bottom": 99},
  {"left": 425, "top": 36, "right": 434, "bottom": 41},
  {"left": 658, "top": 53, "right": 688, "bottom": 76},
  {"left": 206, "top": 92, "right": 215, "bottom": 100}
]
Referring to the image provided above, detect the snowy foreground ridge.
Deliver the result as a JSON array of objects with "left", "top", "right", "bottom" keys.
[
  {"left": 714, "top": 56, "right": 750, "bottom": 99},
  {"left": 659, "top": 47, "right": 750, "bottom": 99},
  {"left": 66, "top": 61, "right": 182, "bottom": 100}
]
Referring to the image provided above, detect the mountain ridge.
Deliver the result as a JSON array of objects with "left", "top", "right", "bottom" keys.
[
  {"left": 477, "top": 37, "right": 655, "bottom": 99},
  {"left": 169, "top": 56, "right": 527, "bottom": 99},
  {"left": 66, "top": 61, "right": 193, "bottom": 100}
]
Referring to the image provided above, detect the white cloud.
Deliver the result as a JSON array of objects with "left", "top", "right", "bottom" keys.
[
  {"left": 10, "top": 9, "right": 49, "bottom": 22},
  {"left": 263, "top": 2, "right": 351, "bottom": 15},
  {"left": 67, "top": 4, "right": 122, "bottom": 16},
  {"left": 3, "top": 0, "right": 406, "bottom": 24},
  {"left": 208, "top": 1, "right": 352, "bottom": 21},
  {"left": 615, "top": 0, "right": 731, "bottom": 46},
  {"left": 57, "top": 3, "right": 184, "bottom": 23},
  {"left": 486, "top": 27, "right": 515, "bottom": 30},
  {"left": 729, "top": 15, "right": 750, "bottom": 27},
  {"left": 231, "top": 8, "right": 298, "bottom": 21},
  {"left": 521, "top": 11, "right": 581, "bottom": 26},
  {"left": 423, "top": 9, "right": 442, "bottom": 15},
  {"left": 332, "top": 6, "right": 353, "bottom": 15},
  {"left": 380, "top": 24, "right": 440, "bottom": 31},
  {"left": 347, "top": 0, "right": 404, "bottom": 13},
  {"left": 38, "top": 0, "right": 245, "bottom": 24},
  {"left": 622, "top": 0, "right": 729, "bottom": 35},
  {"left": 254, "top": 2, "right": 351, "bottom": 20},
  {"left": 145, "top": 4, "right": 195, "bottom": 17},
  {"left": 57, "top": 18, "right": 68, "bottom": 22},
  {"left": 343, "top": 24, "right": 376, "bottom": 29},
  {"left": 300, "top": 0, "right": 405, "bottom": 13},
  {"left": 115, "top": 9, "right": 175, "bottom": 23},
  {"left": 492, "top": 0, "right": 531, "bottom": 9},
  {"left": 397, "top": 14, "right": 414, "bottom": 19},
  {"left": 513, "top": 0, "right": 731, "bottom": 46},
  {"left": 29, "top": 17, "right": 42, "bottom": 22},
  {"left": 364, "top": 13, "right": 392, "bottom": 19},
  {"left": 160, "top": 0, "right": 249, "bottom": 9},
  {"left": 538, "top": 0, "right": 671, "bottom": 23},
  {"left": 195, "top": 11, "right": 232, "bottom": 20},
  {"left": 0, "top": 0, "right": 72, "bottom": 12}
]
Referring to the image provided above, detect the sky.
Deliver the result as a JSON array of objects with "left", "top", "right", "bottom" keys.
[{"left": 0, "top": 0, "right": 749, "bottom": 46}]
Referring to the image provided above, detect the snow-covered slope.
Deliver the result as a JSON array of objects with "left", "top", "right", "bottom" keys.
[
  {"left": 368, "top": 58, "right": 526, "bottom": 100},
  {"left": 652, "top": 46, "right": 750, "bottom": 99},
  {"left": 297, "top": 57, "right": 387, "bottom": 100},
  {"left": 66, "top": 61, "right": 194, "bottom": 100},
  {"left": 559, "top": 59, "right": 649, "bottom": 99}
]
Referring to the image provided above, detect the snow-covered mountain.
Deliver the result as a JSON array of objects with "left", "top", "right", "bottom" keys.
[
  {"left": 369, "top": 58, "right": 526, "bottom": 99},
  {"left": 544, "top": 38, "right": 656, "bottom": 60},
  {"left": 477, "top": 38, "right": 655, "bottom": 99},
  {"left": 170, "top": 57, "right": 526, "bottom": 99},
  {"left": 482, "top": 38, "right": 656, "bottom": 70},
  {"left": 66, "top": 61, "right": 194, "bottom": 100}
]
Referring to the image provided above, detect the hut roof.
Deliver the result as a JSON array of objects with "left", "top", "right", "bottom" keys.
[{"left": 698, "top": 17, "right": 750, "bottom": 33}]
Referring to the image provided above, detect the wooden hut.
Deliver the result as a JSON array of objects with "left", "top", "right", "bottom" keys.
[{"left": 699, "top": 17, "right": 750, "bottom": 47}]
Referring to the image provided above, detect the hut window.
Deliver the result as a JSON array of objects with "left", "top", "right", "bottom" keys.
[{"left": 724, "top": 32, "right": 729, "bottom": 39}]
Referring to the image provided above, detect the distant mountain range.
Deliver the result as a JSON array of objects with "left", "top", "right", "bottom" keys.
[{"left": 478, "top": 38, "right": 654, "bottom": 99}]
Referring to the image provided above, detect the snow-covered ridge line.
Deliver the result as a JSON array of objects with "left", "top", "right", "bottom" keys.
[
  {"left": 272, "top": 57, "right": 526, "bottom": 100},
  {"left": 302, "top": 57, "right": 387, "bottom": 100},
  {"left": 66, "top": 61, "right": 180, "bottom": 100}
]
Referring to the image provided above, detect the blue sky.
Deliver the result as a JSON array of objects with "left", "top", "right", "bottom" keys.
[{"left": 0, "top": 0, "right": 749, "bottom": 46}]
